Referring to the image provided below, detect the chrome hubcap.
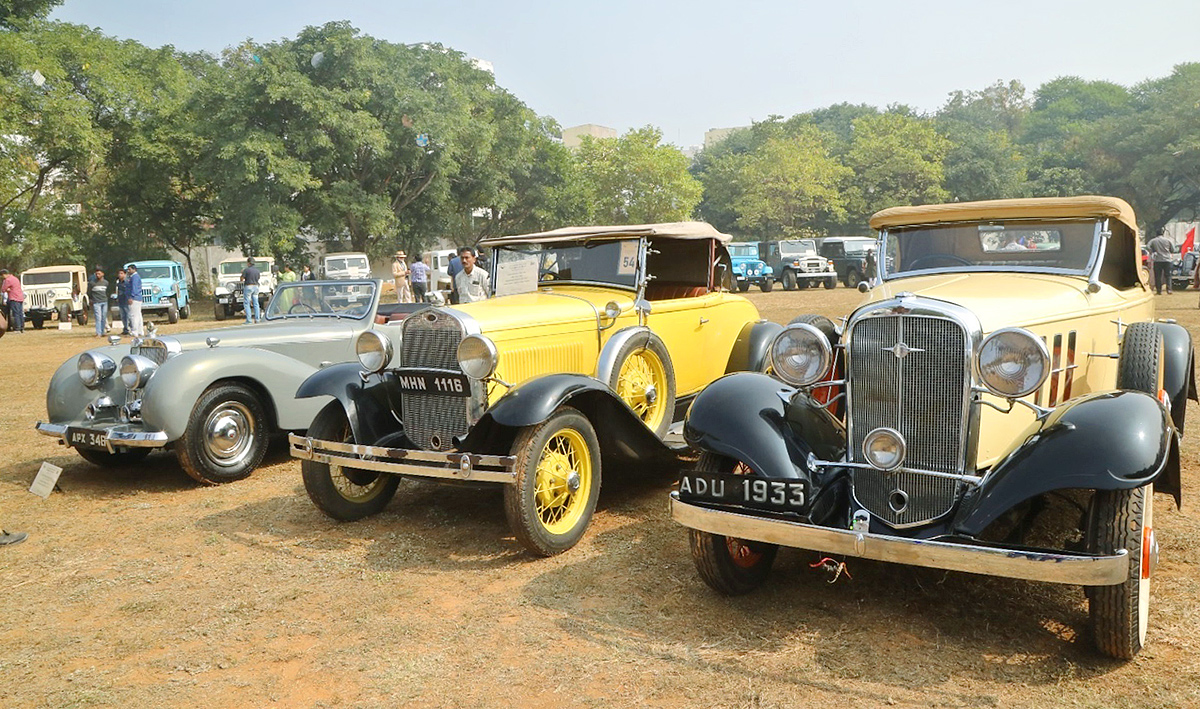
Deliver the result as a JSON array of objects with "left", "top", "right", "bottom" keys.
[{"left": 203, "top": 402, "right": 255, "bottom": 467}]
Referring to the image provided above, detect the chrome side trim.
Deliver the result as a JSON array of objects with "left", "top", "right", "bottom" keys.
[
  {"left": 595, "top": 325, "right": 652, "bottom": 384},
  {"left": 288, "top": 433, "right": 517, "bottom": 484},
  {"left": 670, "top": 494, "right": 1129, "bottom": 586}
]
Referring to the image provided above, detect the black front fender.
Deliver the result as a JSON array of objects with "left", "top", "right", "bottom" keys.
[
  {"left": 295, "top": 363, "right": 402, "bottom": 445},
  {"left": 683, "top": 372, "right": 845, "bottom": 482},
  {"left": 725, "top": 320, "right": 784, "bottom": 373},
  {"left": 954, "top": 390, "right": 1173, "bottom": 536}
]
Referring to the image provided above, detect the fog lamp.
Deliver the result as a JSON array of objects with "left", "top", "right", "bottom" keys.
[{"left": 863, "top": 427, "right": 906, "bottom": 472}]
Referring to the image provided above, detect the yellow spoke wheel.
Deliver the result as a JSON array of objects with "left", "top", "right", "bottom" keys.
[
  {"left": 605, "top": 333, "right": 676, "bottom": 438},
  {"left": 505, "top": 407, "right": 601, "bottom": 556}
]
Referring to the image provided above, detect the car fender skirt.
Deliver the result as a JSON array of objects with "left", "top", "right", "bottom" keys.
[
  {"left": 954, "top": 390, "right": 1173, "bottom": 536},
  {"left": 683, "top": 372, "right": 843, "bottom": 481},
  {"left": 725, "top": 320, "right": 783, "bottom": 373},
  {"left": 462, "top": 373, "right": 672, "bottom": 463},
  {"left": 295, "top": 363, "right": 401, "bottom": 445}
]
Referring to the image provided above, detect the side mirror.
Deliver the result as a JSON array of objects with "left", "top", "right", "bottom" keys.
[
  {"left": 857, "top": 281, "right": 870, "bottom": 293},
  {"left": 210, "top": 267, "right": 218, "bottom": 276}
]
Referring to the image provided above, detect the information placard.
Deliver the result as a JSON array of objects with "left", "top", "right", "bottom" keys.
[
  {"left": 494, "top": 256, "right": 539, "bottom": 297},
  {"left": 29, "top": 461, "right": 63, "bottom": 499}
]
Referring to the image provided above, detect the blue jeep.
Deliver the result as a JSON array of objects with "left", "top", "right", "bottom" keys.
[
  {"left": 728, "top": 242, "right": 774, "bottom": 292},
  {"left": 127, "top": 259, "right": 190, "bottom": 324}
]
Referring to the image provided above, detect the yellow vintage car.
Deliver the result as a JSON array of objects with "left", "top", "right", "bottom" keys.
[
  {"left": 672, "top": 196, "right": 1195, "bottom": 659},
  {"left": 289, "top": 222, "right": 779, "bottom": 556}
]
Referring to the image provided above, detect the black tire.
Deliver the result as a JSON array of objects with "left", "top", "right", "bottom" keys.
[
  {"left": 688, "top": 452, "right": 778, "bottom": 595},
  {"left": 605, "top": 331, "right": 676, "bottom": 437},
  {"left": 166, "top": 300, "right": 179, "bottom": 324},
  {"left": 180, "top": 302, "right": 190, "bottom": 319},
  {"left": 30, "top": 314, "right": 44, "bottom": 329},
  {"left": 737, "top": 280, "right": 750, "bottom": 293},
  {"left": 503, "top": 407, "right": 602, "bottom": 556},
  {"left": 797, "top": 278, "right": 810, "bottom": 290},
  {"left": 823, "top": 276, "right": 837, "bottom": 289},
  {"left": 175, "top": 382, "right": 269, "bottom": 484},
  {"left": 302, "top": 402, "right": 400, "bottom": 521},
  {"left": 75, "top": 307, "right": 87, "bottom": 325},
  {"left": 57, "top": 303, "right": 70, "bottom": 323},
  {"left": 846, "top": 269, "right": 862, "bottom": 288},
  {"left": 788, "top": 314, "right": 841, "bottom": 347},
  {"left": 1087, "top": 485, "right": 1153, "bottom": 660},
  {"left": 214, "top": 302, "right": 227, "bottom": 321},
  {"left": 782, "top": 270, "right": 797, "bottom": 291},
  {"left": 1117, "top": 322, "right": 1164, "bottom": 394},
  {"left": 759, "top": 279, "right": 773, "bottom": 293},
  {"left": 76, "top": 447, "right": 151, "bottom": 467}
]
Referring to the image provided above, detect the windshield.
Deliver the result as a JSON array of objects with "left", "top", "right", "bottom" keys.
[
  {"left": 327, "top": 257, "right": 368, "bottom": 271},
  {"left": 22, "top": 271, "right": 73, "bottom": 286},
  {"left": 779, "top": 239, "right": 817, "bottom": 257},
  {"left": 219, "top": 262, "right": 244, "bottom": 276},
  {"left": 493, "top": 239, "right": 639, "bottom": 293},
  {"left": 841, "top": 239, "right": 876, "bottom": 255},
  {"left": 728, "top": 243, "right": 757, "bottom": 259},
  {"left": 265, "top": 281, "right": 377, "bottom": 320},
  {"left": 883, "top": 220, "right": 1097, "bottom": 278},
  {"left": 133, "top": 266, "right": 172, "bottom": 279}
]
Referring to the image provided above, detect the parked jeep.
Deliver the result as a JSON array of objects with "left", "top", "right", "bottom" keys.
[
  {"left": 758, "top": 239, "right": 837, "bottom": 290},
  {"left": 728, "top": 242, "right": 773, "bottom": 292},
  {"left": 672, "top": 196, "right": 1193, "bottom": 660},
  {"left": 127, "top": 260, "right": 190, "bottom": 324},
  {"left": 818, "top": 235, "right": 877, "bottom": 287},
  {"left": 21, "top": 265, "right": 89, "bottom": 328},
  {"left": 213, "top": 256, "right": 277, "bottom": 321},
  {"left": 322, "top": 252, "right": 371, "bottom": 280}
]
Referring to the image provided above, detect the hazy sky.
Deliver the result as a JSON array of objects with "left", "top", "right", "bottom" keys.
[{"left": 51, "top": 0, "right": 1200, "bottom": 147}]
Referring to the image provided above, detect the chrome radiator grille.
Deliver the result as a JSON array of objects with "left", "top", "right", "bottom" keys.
[
  {"left": 27, "top": 290, "right": 53, "bottom": 310},
  {"left": 132, "top": 341, "right": 169, "bottom": 366},
  {"left": 847, "top": 314, "right": 968, "bottom": 526},
  {"left": 400, "top": 310, "right": 469, "bottom": 451}
]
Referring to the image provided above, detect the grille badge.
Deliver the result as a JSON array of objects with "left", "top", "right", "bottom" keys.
[{"left": 883, "top": 341, "right": 924, "bottom": 359}]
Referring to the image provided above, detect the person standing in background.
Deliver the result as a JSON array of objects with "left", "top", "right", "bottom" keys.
[
  {"left": 89, "top": 267, "right": 109, "bottom": 336},
  {"left": 114, "top": 269, "right": 131, "bottom": 335},
  {"left": 300, "top": 264, "right": 315, "bottom": 281},
  {"left": 241, "top": 257, "right": 262, "bottom": 323},
  {"left": 277, "top": 264, "right": 298, "bottom": 310},
  {"left": 392, "top": 251, "right": 411, "bottom": 303},
  {"left": 0, "top": 268, "right": 24, "bottom": 333},
  {"left": 126, "top": 263, "right": 144, "bottom": 336},
  {"left": 1147, "top": 230, "right": 1176, "bottom": 294},
  {"left": 409, "top": 252, "right": 430, "bottom": 303},
  {"left": 453, "top": 247, "right": 490, "bottom": 303}
]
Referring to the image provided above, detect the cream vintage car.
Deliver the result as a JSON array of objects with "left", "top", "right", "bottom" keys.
[
  {"left": 671, "top": 197, "right": 1194, "bottom": 659},
  {"left": 289, "top": 222, "right": 780, "bottom": 556}
]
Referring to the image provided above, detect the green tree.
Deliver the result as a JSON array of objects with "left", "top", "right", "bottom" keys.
[
  {"left": 0, "top": 0, "right": 63, "bottom": 29},
  {"left": 843, "top": 113, "right": 951, "bottom": 223},
  {"left": 732, "top": 126, "right": 850, "bottom": 237},
  {"left": 574, "top": 126, "right": 701, "bottom": 224}
]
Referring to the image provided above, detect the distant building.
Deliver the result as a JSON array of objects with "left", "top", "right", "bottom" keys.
[
  {"left": 470, "top": 57, "right": 494, "bottom": 74},
  {"left": 704, "top": 126, "right": 750, "bottom": 149},
  {"left": 562, "top": 124, "right": 617, "bottom": 150}
]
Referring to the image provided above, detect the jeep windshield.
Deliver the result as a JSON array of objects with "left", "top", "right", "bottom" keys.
[
  {"left": 882, "top": 219, "right": 1097, "bottom": 279},
  {"left": 326, "top": 257, "right": 368, "bottom": 272},
  {"left": 264, "top": 281, "right": 376, "bottom": 320},
  {"left": 779, "top": 240, "right": 818, "bottom": 257},
  {"left": 22, "top": 271, "right": 72, "bottom": 285},
  {"left": 493, "top": 239, "right": 639, "bottom": 291},
  {"left": 728, "top": 243, "right": 757, "bottom": 259},
  {"left": 840, "top": 238, "right": 876, "bottom": 255},
  {"left": 219, "top": 262, "right": 245, "bottom": 276},
  {"left": 135, "top": 266, "right": 172, "bottom": 279}
]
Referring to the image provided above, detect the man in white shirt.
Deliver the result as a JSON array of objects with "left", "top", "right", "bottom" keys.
[{"left": 453, "top": 247, "right": 490, "bottom": 303}]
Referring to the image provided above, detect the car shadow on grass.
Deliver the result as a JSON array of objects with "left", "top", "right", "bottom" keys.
[{"left": 0, "top": 450, "right": 197, "bottom": 497}]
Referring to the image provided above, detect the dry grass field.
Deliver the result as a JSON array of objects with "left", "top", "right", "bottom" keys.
[{"left": 2, "top": 287, "right": 1200, "bottom": 708}]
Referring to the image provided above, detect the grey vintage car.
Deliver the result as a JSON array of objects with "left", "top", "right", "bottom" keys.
[{"left": 36, "top": 280, "right": 420, "bottom": 484}]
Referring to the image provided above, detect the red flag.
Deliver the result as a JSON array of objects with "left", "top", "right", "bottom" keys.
[{"left": 1183, "top": 226, "right": 1196, "bottom": 255}]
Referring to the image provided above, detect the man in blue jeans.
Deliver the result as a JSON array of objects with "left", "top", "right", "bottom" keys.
[
  {"left": 89, "top": 266, "right": 109, "bottom": 336},
  {"left": 241, "top": 257, "right": 262, "bottom": 323}
]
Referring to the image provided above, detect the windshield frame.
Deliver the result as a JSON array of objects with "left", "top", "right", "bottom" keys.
[
  {"left": 262, "top": 279, "right": 379, "bottom": 321},
  {"left": 779, "top": 239, "right": 818, "bottom": 257},
  {"left": 22, "top": 271, "right": 74, "bottom": 286},
  {"left": 727, "top": 243, "right": 759, "bottom": 259}
]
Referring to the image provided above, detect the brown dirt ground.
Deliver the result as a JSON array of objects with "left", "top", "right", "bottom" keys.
[{"left": 2, "top": 288, "right": 1200, "bottom": 708}]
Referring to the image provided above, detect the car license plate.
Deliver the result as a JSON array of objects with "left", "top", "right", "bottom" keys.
[
  {"left": 67, "top": 426, "right": 110, "bottom": 451},
  {"left": 678, "top": 471, "right": 808, "bottom": 512},
  {"left": 393, "top": 370, "right": 471, "bottom": 397}
]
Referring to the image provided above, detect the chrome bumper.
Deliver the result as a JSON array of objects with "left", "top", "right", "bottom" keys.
[
  {"left": 288, "top": 433, "right": 517, "bottom": 483},
  {"left": 670, "top": 493, "right": 1130, "bottom": 586},
  {"left": 35, "top": 422, "right": 171, "bottom": 450}
]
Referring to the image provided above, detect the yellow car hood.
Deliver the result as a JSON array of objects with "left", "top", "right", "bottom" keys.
[{"left": 449, "top": 286, "right": 634, "bottom": 333}]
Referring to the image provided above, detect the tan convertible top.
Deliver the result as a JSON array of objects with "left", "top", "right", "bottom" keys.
[
  {"left": 480, "top": 221, "right": 731, "bottom": 247},
  {"left": 869, "top": 196, "right": 1138, "bottom": 237}
]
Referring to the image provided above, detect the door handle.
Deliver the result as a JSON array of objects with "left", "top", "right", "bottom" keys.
[{"left": 699, "top": 317, "right": 709, "bottom": 325}]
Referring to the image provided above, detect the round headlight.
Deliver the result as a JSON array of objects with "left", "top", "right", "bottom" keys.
[
  {"left": 355, "top": 330, "right": 393, "bottom": 373},
  {"left": 977, "top": 328, "right": 1050, "bottom": 398},
  {"left": 863, "top": 427, "right": 906, "bottom": 471},
  {"left": 151, "top": 285, "right": 161, "bottom": 294},
  {"left": 119, "top": 355, "right": 157, "bottom": 390},
  {"left": 77, "top": 352, "right": 116, "bottom": 388},
  {"left": 769, "top": 323, "right": 833, "bottom": 387},
  {"left": 457, "top": 334, "right": 498, "bottom": 380}
]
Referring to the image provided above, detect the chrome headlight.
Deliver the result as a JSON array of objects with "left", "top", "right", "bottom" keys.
[
  {"left": 119, "top": 355, "right": 158, "bottom": 390},
  {"left": 769, "top": 323, "right": 833, "bottom": 387},
  {"left": 977, "top": 327, "right": 1050, "bottom": 398},
  {"left": 151, "top": 285, "right": 161, "bottom": 295},
  {"left": 457, "top": 334, "right": 499, "bottom": 380},
  {"left": 863, "top": 427, "right": 906, "bottom": 471},
  {"left": 77, "top": 352, "right": 116, "bottom": 388},
  {"left": 46, "top": 289, "right": 58, "bottom": 300},
  {"left": 355, "top": 330, "right": 394, "bottom": 373}
]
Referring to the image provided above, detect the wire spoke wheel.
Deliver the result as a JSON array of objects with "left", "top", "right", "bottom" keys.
[{"left": 606, "top": 332, "right": 676, "bottom": 438}]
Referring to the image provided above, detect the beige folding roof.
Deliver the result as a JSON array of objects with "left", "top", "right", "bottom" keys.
[
  {"left": 480, "top": 221, "right": 731, "bottom": 247},
  {"left": 22, "top": 264, "right": 87, "bottom": 274},
  {"left": 869, "top": 196, "right": 1138, "bottom": 237}
]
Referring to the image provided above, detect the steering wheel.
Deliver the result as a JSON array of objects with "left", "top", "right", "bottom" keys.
[
  {"left": 539, "top": 270, "right": 557, "bottom": 281},
  {"left": 288, "top": 302, "right": 318, "bottom": 314},
  {"left": 907, "top": 254, "right": 973, "bottom": 270}
]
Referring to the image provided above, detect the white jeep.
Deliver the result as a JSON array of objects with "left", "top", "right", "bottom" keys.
[{"left": 21, "top": 265, "right": 89, "bottom": 328}]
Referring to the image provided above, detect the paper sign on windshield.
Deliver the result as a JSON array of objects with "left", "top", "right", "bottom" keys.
[
  {"left": 617, "top": 241, "right": 639, "bottom": 276},
  {"left": 494, "top": 256, "right": 539, "bottom": 297}
]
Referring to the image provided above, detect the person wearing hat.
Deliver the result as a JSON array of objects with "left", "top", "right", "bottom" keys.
[
  {"left": 88, "top": 266, "right": 109, "bottom": 336},
  {"left": 241, "top": 257, "right": 262, "bottom": 323},
  {"left": 125, "top": 263, "right": 144, "bottom": 337},
  {"left": 392, "top": 250, "right": 411, "bottom": 303}
]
